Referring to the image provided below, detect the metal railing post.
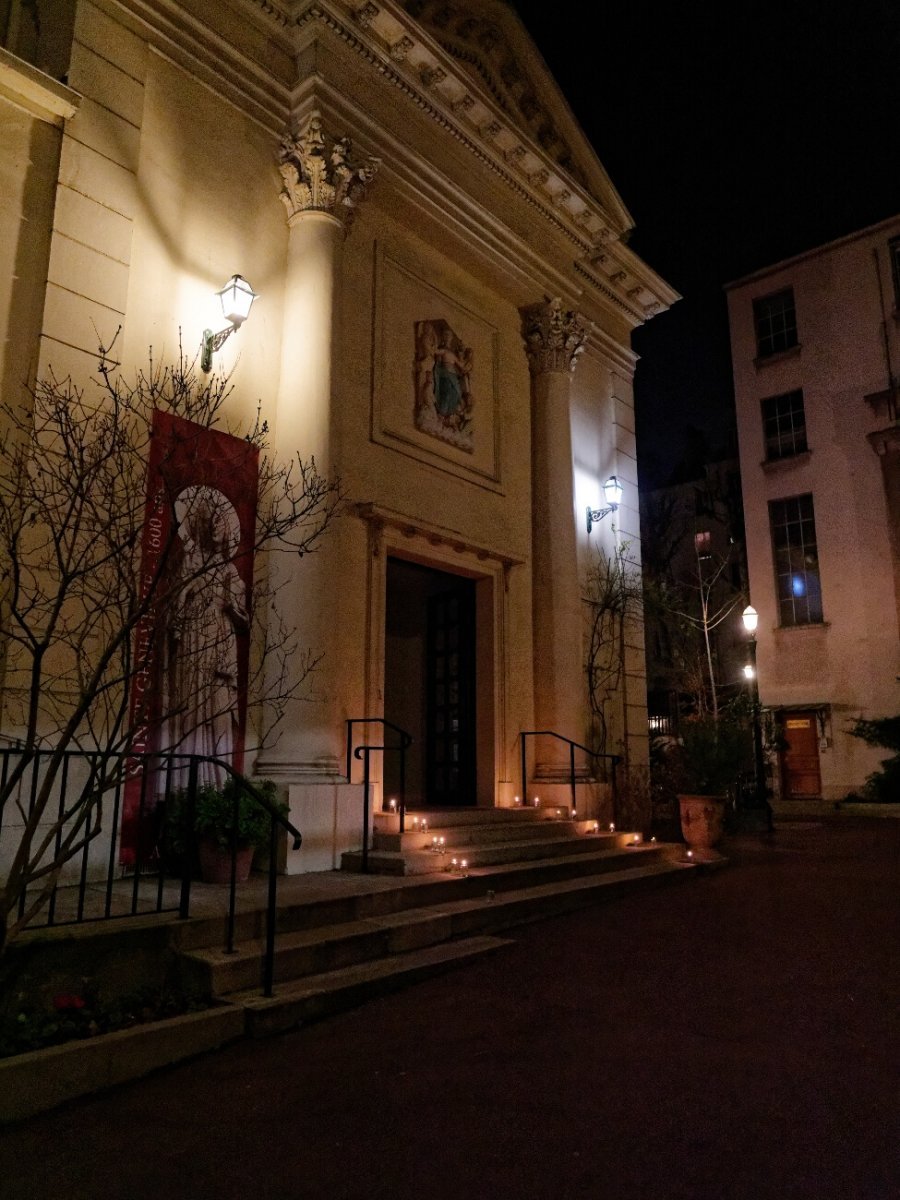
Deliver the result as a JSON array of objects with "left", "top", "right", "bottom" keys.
[
  {"left": 569, "top": 741, "right": 576, "bottom": 817},
  {"left": 361, "top": 748, "right": 371, "bottom": 874},
  {"left": 263, "top": 814, "right": 278, "bottom": 998},
  {"left": 520, "top": 734, "right": 527, "bottom": 807},
  {"left": 226, "top": 782, "right": 240, "bottom": 955},
  {"left": 399, "top": 739, "right": 407, "bottom": 833},
  {"left": 179, "top": 757, "right": 198, "bottom": 920}
]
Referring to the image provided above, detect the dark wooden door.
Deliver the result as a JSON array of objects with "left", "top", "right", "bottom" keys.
[
  {"left": 779, "top": 711, "right": 822, "bottom": 798},
  {"left": 426, "top": 581, "right": 476, "bottom": 805}
]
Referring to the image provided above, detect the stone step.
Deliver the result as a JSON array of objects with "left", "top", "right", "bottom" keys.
[
  {"left": 344, "top": 830, "right": 645, "bottom": 875},
  {"left": 172, "top": 841, "right": 673, "bottom": 953},
  {"left": 380, "top": 807, "right": 556, "bottom": 830},
  {"left": 230, "top": 859, "right": 693, "bottom": 1035},
  {"left": 183, "top": 851, "right": 689, "bottom": 997},
  {"left": 235, "top": 936, "right": 513, "bottom": 1036},
  {"left": 374, "top": 817, "right": 585, "bottom": 852}
]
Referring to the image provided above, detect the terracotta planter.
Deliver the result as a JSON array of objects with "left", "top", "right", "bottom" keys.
[
  {"left": 677, "top": 793, "right": 726, "bottom": 863},
  {"left": 197, "top": 839, "right": 254, "bottom": 885}
]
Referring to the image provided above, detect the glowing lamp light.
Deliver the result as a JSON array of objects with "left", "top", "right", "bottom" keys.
[
  {"left": 743, "top": 663, "right": 755, "bottom": 680},
  {"left": 603, "top": 475, "right": 623, "bottom": 507},
  {"left": 216, "top": 273, "right": 257, "bottom": 327},
  {"left": 742, "top": 605, "right": 759, "bottom": 635}
]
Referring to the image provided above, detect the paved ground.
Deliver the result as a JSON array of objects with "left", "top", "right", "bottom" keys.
[{"left": 1, "top": 817, "right": 897, "bottom": 1200}]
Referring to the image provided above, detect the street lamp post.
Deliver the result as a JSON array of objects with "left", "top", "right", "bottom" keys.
[{"left": 742, "top": 605, "right": 773, "bottom": 832}]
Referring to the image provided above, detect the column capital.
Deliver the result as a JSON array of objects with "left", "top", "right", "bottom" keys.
[
  {"left": 278, "top": 111, "right": 381, "bottom": 228},
  {"left": 520, "top": 297, "right": 589, "bottom": 375}
]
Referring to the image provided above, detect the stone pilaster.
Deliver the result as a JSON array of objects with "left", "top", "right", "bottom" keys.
[
  {"left": 520, "top": 298, "right": 589, "bottom": 781},
  {"left": 258, "top": 114, "right": 379, "bottom": 782}
]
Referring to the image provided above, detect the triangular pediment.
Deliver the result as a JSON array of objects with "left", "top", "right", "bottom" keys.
[{"left": 400, "top": 0, "right": 632, "bottom": 231}]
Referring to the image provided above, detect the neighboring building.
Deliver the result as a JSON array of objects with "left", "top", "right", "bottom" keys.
[
  {"left": 726, "top": 216, "right": 900, "bottom": 803},
  {"left": 641, "top": 457, "right": 748, "bottom": 734},
  {"left": 0, "top": 0, "right": 677, "bottom": 874}
]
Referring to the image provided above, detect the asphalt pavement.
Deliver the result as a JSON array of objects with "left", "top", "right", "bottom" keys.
[{"left": 0, "top": 816, "right": 897, "bottom": 1200}]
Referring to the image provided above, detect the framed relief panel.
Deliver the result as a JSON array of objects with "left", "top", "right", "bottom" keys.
[{"left": 372, "top": 243, "right": 501, "bottom": 490}]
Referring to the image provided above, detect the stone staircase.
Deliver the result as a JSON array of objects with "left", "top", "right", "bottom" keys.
[
  {"left": 341, "top": 805, "right": 642, "bottom": 874},
  {"left": 177, "top": 808, "right": 694, "bottom": 1034}
]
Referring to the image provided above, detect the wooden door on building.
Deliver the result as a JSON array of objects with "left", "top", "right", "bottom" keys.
[
  {"left": 426, "top": 581, "right": 476, "bottom": 806},
  {"left": 778, "top": 711, "right": 822, "bottom": 798}
]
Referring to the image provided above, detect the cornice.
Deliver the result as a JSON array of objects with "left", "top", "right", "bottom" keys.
[
  {"left": 0, "top": 46, "right": 81, "bottom": 125},
  {"left": 101, "top": 0, "right": 294, "bottom": 132},
  {"left": 284, "top": 3, "right": 675, "bottom": 319},
  {"left": 354, "top": 501, "right": 526, "bottom": 568},
  {"left": 106, "top": 0, "right": 676, "bottom": 319},
  {"left": 292, "top": 5, "right": 597, "bottom": 250}
]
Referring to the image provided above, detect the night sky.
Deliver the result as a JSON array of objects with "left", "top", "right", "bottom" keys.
[{"left": 511, "top": 1, "right": 899, "bottom": 486}]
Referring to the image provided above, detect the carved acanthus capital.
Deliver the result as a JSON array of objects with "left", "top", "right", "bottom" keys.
[
  {"left": 278, "top": 112, "right": 381, "bottom": 228},
  {"left": 520, "top": 298, "right": 588, "bottom": 375}
]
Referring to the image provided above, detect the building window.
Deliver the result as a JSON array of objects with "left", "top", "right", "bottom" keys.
[
  {"left": 762, "top": 389, "right": 808, "bottom": 460},
  {"left": 769, "top": 494, "right": 823, "bottom": 626},
  {"left": 889, "top": 237, "right": 900, "bottom": 310},
  {"left": 694, "top": 530, "right": 712, "bottom": 559},
  {"left": 753, "top": 288, "right": 797, "bottom": 359}
]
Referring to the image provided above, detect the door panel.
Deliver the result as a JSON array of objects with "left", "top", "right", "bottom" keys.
[
  {"left": 426, "top": 583, "right": 476, "bottom": 805},
  {"left": 779, "top": 712, "right": 822, "bottom": 798}
]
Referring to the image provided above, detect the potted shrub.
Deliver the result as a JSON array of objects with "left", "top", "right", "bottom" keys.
[
  {"left": 165, "top": 778, "right": 285, "bottom": 884},
  {"left": 668, "top": 714, "right": 751, "bottom": 861}
]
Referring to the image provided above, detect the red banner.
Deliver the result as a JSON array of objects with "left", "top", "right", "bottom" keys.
[{"left": 120, "top": 411, "right": 259, "bottom": 865}]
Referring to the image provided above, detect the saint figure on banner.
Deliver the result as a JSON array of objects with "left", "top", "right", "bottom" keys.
[{"left": 164, "top": 486, "right": 248, "bottom": 787}]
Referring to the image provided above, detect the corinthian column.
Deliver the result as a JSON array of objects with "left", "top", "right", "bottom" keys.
[
  {"left": 520, "top": 298, "right": 588, "bottom": 781},
  {"left": 258, "top": 114, "right": 379, "bottom": 781}
]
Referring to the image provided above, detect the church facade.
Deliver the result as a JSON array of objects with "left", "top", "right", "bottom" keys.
[{"left": 0, "top": 0, "right": 677, "bottom": 872}]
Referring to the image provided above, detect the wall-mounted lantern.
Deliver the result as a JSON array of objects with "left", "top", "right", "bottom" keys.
[
  {"left": 586, "top": 475, "right": 623, "bottom": 534},
  {"left": 200, "top": 274, "right": 258, "bottom": 372}
]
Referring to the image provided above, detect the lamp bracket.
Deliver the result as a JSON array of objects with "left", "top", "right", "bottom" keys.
[
  {"left": 586, "top": 504, "right": 617, "bottom": 535},
  {"left": 201, "top": 325, "right": 236, "bottom": 373}
]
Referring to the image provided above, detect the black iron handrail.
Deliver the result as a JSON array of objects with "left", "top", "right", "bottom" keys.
[
  {"left": 345, "top": 718, "right": 413, "bottom": 873},
  {"left": 193, "top": 757, "right": 302, "bottom": 998},
  {"left": 519, "top": 730, "right": 622, "bottom": 823},
  {"left": 0, "top": 747, "right": 301, "bottom": 999}
]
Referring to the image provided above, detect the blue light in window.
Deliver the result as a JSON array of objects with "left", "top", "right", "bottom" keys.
[{"left": 791, "top": 575, "right": 806, "bottom": 597}]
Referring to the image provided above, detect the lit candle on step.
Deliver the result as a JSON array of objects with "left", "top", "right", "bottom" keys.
[
  {"left": 438, "top": 836, "right": 446, "bottom": 850},
  {"left": 460, "top": 859, "right": 468, "bottom": 872},
  {"left": 412, "top": 817, "right": 419, "bottom": 829},
  {"left": 533, "top": 797, "right": 540, "bottom": 807},
  {"left": 650, "top": 836, "right": 656, "bottom": 843},
  {"left": 451, "top": 857, "right": 458, "bottom": 869},
  {"left": 571, "top": 809, "right": 577, "bottom": 819},
  {"left": 431, "top": 836, "right": 438, "bottom": 850},
  {"left": 686, "top": 850, "right": 694, "bottom": 859},
  {"left": 389, "top": 798, "right": 397, "bottom": 811},
  {"left": 609, "top": 823, "right": 616, "bottom": 833},
  {"left": 592, "top": 822, "right": 599, "bottom": 833},
  {"left": 421, "top": 819, "right": 428, "bottom": 832},
  {"left": 514, "top": 795, "right": 521, "bottom": 806},
  {"left": 633, "top": 835, "right": 641, "bottom": 844}
]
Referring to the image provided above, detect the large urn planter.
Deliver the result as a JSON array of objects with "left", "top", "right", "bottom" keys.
[{"left": 677, "top": 793, "right": 726, "bottom": 863}]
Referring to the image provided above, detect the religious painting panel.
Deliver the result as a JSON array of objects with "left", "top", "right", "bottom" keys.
[{"left": 120, "top": 411, "right": 259, "bottom": 864}]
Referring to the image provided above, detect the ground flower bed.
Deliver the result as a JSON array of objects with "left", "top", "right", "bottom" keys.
[{"left": 0, "top": 986, "right": 211, "bottom": 1060}]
